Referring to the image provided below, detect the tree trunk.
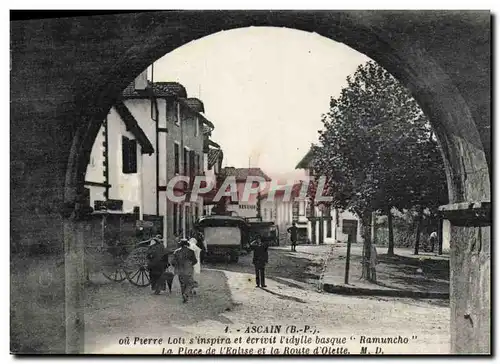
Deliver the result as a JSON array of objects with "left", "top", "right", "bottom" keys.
[
  {"left": 360, "top": 211, "right": 372, "bottom": 280},
  {"left": 387, "top": 207, "right": 395, "bottom": 256},
  {"left": 413, "top": 206, "right": 424, "bottom": 255}
]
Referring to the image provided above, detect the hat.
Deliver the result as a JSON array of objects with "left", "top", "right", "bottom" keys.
[
  {"left": 178, "top": 238, "right": 189, "bottom": 246},
  {"left": 149, "top": 235, "right": 163, "bottom": 245}
]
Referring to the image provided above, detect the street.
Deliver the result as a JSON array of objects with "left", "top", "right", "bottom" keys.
[{"left": 84, "top": 245, "right": 450, "bottom": 354}]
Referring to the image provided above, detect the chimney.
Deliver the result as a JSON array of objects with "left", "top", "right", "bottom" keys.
[{"left": 134, "top": 69, "right": 148, "bottom": 91}]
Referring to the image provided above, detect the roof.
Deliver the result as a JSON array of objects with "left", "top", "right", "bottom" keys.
[
  {"left": 204, "top": 138, "right": 221, "bottom": 152},
  {"left": 207, "top": 148, "right": 223, "bottom": 169},
  {"left": 122, "top": 80, "right": 215, "bottom": 130},
  {"left": 221, "top": 167, "right": 272, "bottom": 182},
  {"left": 260, "top": 182, "right": 306, "bottom": 200},
  {"left": 196, "top": 111, "right": 214, "bottom": 130},
  {"left": 183, "top": 98, "right": 205, "bottom": 113},
  {"left": 122, "top": 81, "right": 187, "bottom": 99},
  {"left": 113, "top": 101, "right": 155, "bottom": 155},
  {"left": 203, "top": 124, "right": 212, "bottom": 135},
  {"left": 196, "top": 215, "right": 249, "bottom": 228},
  {"left": 295, "top": 145, "right": 319, "bottom": 169},
  {"left": 208, "top": 139, "right": 220, "bottom": 148}
]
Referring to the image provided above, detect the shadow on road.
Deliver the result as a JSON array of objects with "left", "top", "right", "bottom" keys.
[
  {"left": 376, "top": 254, "right": 450, "bottom": 294},
  {"left": 260, "top": 287, "right": 307, "bottom": 303},
  {"left": 204, "top": 248, "right": 322, "bottom": 292}
]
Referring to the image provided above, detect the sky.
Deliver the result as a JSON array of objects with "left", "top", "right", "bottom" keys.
[{"left": 149, "top": 26, "right": 371, "bottom": 181}]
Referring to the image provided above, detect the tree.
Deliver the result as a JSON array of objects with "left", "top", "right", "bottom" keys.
[{"left": 313, "top": 61, "right": 447, "bottom": 269}]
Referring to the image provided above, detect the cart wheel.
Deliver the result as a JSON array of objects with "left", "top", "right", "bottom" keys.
[
  {"left": 126, "top": 266, "right": 151, "bottom": 287},
  {"left": 102, "top": 267, "right": 127, "bottom": 282},
  {"left": 123, "top": 246, "right": 151, "bottom": 287}
]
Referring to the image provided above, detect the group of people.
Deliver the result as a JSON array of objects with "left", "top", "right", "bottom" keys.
[
  {"left": 145, "top": 231, "right": 206, "bottom": 303},
  {"left": 144, "top": 223, "right": 301, "bottom": 297}
]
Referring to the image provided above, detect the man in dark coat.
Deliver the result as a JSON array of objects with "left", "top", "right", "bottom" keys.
[
  {"left": 146, "top": 236, "right": 169, "bottom": 295},
  {"left": 287, "top": 222, "right": 298, "bottom": 252},
  {"left": 172, "top": 239, "right": 198, "bottom": 303},
  {"left": 251, "top": 235, "right": 269, "bottom": 288}
]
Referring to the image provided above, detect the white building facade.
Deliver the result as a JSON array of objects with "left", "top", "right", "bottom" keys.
[{"left": 84, "top": 70, "right": 217, "bottom": 248}]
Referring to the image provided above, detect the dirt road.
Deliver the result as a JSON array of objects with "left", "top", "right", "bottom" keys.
[{"left": 84, "top": 245, "right": 450, "bottom": 354}]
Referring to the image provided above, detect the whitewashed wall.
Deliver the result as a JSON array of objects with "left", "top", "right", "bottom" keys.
[
  {"left": 107, "top": 107, "right": 141, "bottom": 214},
  {"left": 85, "top": 123, "right": 106, "bottom": 205},
  {"left": 442, "top": 219, "right": 451, "bottom": 252},
  {"left": 125, "top": 98, "right": 160, "bottom": 216},
  {"left": 85, "top": 98, "right": 159, "bottom": 216}
]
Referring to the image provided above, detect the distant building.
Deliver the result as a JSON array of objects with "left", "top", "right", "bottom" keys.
[
  {"left": 202, "top": 134, "right": 224, "bottom": 216},
  {"left": 220, "top": 167, "right": 272, "bottom": 219},
  {"left": 295, "top": 146, "right": 363, "bottom": 244},
  {"left": 260, "top": 182, "right": 308, "bottom": 241},
  {"left": 84, "top": 70, "right": 220, "bottom": 249}
]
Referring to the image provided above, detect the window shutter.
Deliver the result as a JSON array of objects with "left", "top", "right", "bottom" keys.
[
  {"left": 183, "top": 148, "right": 188, "bottom": 175},
  {"left": 122, "top": 136, "right": 137, "bottom": 174},
  {"left": 174, "top": 143, "right": 180, "bottom": 174},
  {"left": 189, "top": 150, "right": 195, "bottom": 178},
  {"left": 173, "top": 203, "right": 178, "bottom": 235}
]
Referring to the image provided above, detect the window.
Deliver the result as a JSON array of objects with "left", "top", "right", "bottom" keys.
[
  {"left": 183, "top": 147, "right": 189, "bottom": 176},
  {"left": 179, "top": 204, "right": 184, "bottom": 236},
  {"left": 196, "top": 154, "right": 200, "bottom": 174},
  {"left": 186, "top": 206, "right": 191, "bottom": 232},
  {"left": 173, "top": 202, "right": 178, "bottom": 235},
  {"left": 292, "top": 201, "right": 299, "bottom": 220},
  {"left": 174, "top": 142, "right": 180, "bottom": 174},
  {"left": 176, "top": 102, "right": 181, "bottom": 126},
  {"left": 299, "top": 201, "right": 305, "bottom": 216},
  {"left": 325, "top": 208, "right": 332, "bottom": 238},
  {"left": 189, "top": 150, "right": 195, "bottom": 177},
  {"left": 122, "top": 136, "right": 137, "bottom": 174},
  {"left": 195, "top": 116, "right": 199, "bottom": 137},
  {"left": 327, "top": 218, "right": 332, "bottom": 238}
]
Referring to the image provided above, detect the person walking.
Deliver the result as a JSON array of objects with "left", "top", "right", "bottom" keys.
[
  {"left": 429, "top": 231, "right": 438, "bottom": 253},
  {"left": 287, "top": 222, "right": 298, "bottom": 252},
  {"left": 250, "top": 235, "right": 269, "bottom": 288},
  {"left": 146, "top": 235, "right": 169, "bottom": 295},
  {"left": 172, "top": 238, "right": 198, "bottom": 303},
  {"left": 188, "top": 231, "right": 204, "bottom": 295}
]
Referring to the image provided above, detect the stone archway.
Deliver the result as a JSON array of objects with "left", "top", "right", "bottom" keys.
[{"left": 10, "top": 11, "right": 490, "bottom": 354}]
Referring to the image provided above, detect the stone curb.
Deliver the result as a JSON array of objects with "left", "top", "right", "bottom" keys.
[{"left": 322, "top": 283, "right": 449, "bottom": 299}]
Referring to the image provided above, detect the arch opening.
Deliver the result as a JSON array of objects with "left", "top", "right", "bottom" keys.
[
  {"left": 66, "top": 22, "right": 489, "bottom": 211},
  {"left": 9, "top": 12, "right": 490, "bottom": 355}
]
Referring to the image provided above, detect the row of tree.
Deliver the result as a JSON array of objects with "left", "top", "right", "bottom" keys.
[{"left": 310, "top": 61, "right": 448, "bottom": 281}]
